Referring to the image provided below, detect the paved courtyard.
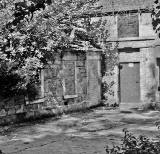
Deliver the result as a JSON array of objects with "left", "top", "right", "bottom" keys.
[{"left": 0, "top": 107, "right": 160, "bottom": 154}]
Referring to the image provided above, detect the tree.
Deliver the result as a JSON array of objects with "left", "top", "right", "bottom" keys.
[
  {"left": 0, "top": 0, "right": 115, "bottom": 99},
  {"left": 152, "top": 0, "right": 160, "bottom": 36}
]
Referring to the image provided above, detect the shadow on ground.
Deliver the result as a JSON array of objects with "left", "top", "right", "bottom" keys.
[{"left": 0, "top": 108, "right": 160, "bottom": 154}]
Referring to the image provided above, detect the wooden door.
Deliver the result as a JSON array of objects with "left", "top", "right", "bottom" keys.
[{"left": 119, "top": 62, "right": 140, "bottom": 103}]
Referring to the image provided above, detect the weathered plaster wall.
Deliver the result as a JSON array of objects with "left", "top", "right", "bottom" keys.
[
  {"left": 140, "top": 48, "right": 157, "bottom": 102},
  {"left": 153, "top": 46, "right": 160, "bottom": 101},
  {"left": 139, "top": 13, "right": 155, "bottom": 37},
  {"left": 119, "top": 49, "right": 140, "bottom": 62},
  {"left": 154, "top": 45, "right": 160, "bottom": 60},
  {"left": 87, "top": 51, "right": 101, "bottom": 105}
]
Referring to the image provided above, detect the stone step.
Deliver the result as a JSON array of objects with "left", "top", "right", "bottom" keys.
[{"left": 120, "top": 102, "right": 141, "bottom": 113}]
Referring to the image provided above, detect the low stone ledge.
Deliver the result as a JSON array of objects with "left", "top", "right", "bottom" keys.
[{"left": 0, "top": 100, "right": 102, "bottom": 126}]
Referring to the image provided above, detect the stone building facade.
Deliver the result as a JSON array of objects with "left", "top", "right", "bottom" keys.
[
  {"left": 41, "top": 50, "right": 101, "bottom": 107},
  {"left": 0, "top": 49, "right": 102, "bottom": 124},
  {"left": 100, "top": 0, "right": 160, "bottom": 106},
  {"left": 1, "top": 0, "right": 160, "bottom": 122}
]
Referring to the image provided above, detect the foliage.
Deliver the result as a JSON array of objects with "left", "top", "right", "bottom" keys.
[
  {"left": 106, "top": 129, "right": 160, "bottom": 154},
  {"left": 152, "top": 0, "right": 160, "bottom": 37},
  {"left": 101, "top": 42, "right": 118, "bottom": 101},
  {"left": 0, "top": 0, "right": 114, "bottom": 99}
]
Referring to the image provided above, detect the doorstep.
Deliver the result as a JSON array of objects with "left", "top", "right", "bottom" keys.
[{"left": 120, "top": 102, "right": 142, "bottom": 113}]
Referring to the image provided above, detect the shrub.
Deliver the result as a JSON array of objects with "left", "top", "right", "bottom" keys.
[{"left": 106, "top": 129, "right": 160, "bottom": 154}]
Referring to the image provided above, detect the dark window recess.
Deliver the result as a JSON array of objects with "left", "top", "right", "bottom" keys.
[
  {"left": 119, "top": 48, "right": 139, "bottom": 53},
  {"left": 157, "top": 58, "right": 160, "bottom": 91},
  {"left": 118, "top": 14, "right": 139, "bottom": 38}
]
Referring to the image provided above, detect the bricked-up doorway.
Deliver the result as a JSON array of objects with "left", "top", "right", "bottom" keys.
[{"left": 119, "top": 62, "right": 140, "bottom": 103}]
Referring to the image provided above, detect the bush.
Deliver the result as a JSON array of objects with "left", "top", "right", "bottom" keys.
[
  {"left": 106, "top": 129, "right": 160, "bottom": 154},
  {"left": 0, "top": 62, "right": 40, "bottom": 101},
  {"left": 139, "top": 102, "right": 160, "bottom": 112}
]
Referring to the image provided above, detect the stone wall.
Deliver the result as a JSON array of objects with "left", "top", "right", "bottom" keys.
[
  {"left": 0, "top": 49, "right": 103, "bottom": 125},
  {"left": 0, "top": 96, "right": 25, "bottom": 117},
  {"left": 43, "top": 51, "right": 87, "bottom": 107},
  {"left": 0, "top": 51, "right": 87, "bottom": 123},
  {"left": 102, "top": 12, "right": 158, "bottom": 105},
  {"left": 104, "top": 46, "right": 160, "bottom": 104}
]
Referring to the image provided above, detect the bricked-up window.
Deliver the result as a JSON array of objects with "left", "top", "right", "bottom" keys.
[
  {"left": 63, "top": 61, "right": 77, "bottom": 98},
  {"left": 157, "top": 58, "right": 160, "bottom": 91},
  {"left": 118, "top": 14, "right": 139, "bottom": 38}
]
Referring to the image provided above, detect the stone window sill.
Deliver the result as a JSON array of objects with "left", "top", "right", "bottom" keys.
[
  {"left": 26, "top": 98, "right": 46, "bottom": 105},
  {"left": 64, "top": 95, "right": 78, "bottom": 99}
]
